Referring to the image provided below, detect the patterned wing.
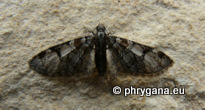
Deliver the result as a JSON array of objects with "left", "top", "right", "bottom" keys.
[
  {"left": 29, "top": 36, "right": 95, "bottom": 76},
  {"left": 107, "top": 36, "right": 173, "bottom": 75}
]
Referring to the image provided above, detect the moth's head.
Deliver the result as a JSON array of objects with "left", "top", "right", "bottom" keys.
[{"left": 96, "top": 24, "right": 106, "bottom": 32}]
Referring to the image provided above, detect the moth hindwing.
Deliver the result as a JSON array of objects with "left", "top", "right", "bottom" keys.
[{"left": 29, "top": 24, "right": 173, "bottom": 76}]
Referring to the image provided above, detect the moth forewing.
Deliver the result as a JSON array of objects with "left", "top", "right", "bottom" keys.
[{"left": 29, "top": 36, "right": 94, "bottom": 76}]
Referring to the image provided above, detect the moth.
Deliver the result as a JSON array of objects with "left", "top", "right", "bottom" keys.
[{"left": 29, "top": 24, "right": 173, "bottom": 76}]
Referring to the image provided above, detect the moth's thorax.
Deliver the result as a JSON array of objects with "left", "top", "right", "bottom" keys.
[
  {"left": 97, "top": 31, "right": 105, "bottom": 38},
  {"left": 95, "top": 24, "right": 107, "bottom": 42}
]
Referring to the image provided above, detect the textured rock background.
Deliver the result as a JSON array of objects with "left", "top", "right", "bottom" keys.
[{"left": 0, "top": 0, "right": 205, "bottom": 109}]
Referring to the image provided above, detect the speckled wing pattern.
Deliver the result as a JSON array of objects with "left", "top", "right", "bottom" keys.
[
  {"left": 29, "top": 24, "right": 173, "bottom": 76},
  {"left": 107, "top": 36, "right": 173, "bottom": 74},
  {"left": 29, "top": 36, "right": 95, "bottom": 76}
]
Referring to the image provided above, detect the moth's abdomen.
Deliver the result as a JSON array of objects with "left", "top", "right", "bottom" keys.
[
  {"left": 95, "top": 51, "right": 107, "bottom": 76},
  {"left": 94, "top": 33, "right": 107, "bottom": 76}
]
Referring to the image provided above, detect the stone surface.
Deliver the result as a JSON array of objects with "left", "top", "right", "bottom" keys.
[{"left": 0, "top": 0, "right": 204, "bottom": 109}]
